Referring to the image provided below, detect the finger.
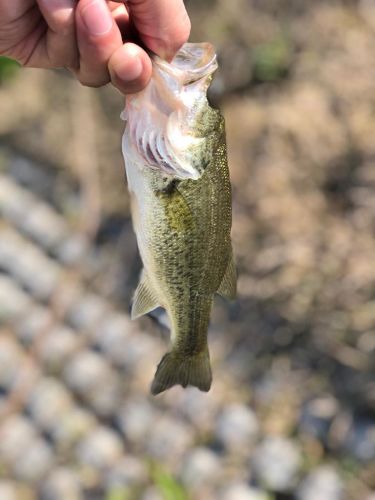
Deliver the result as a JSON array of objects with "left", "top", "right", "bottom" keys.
[
  {"left": 108, "top": 1, "right": 127, "bottom": 12},
  {"left": 75, "top": 0, "right": 124, "bottom": 87},
  {"left": 113, "top": 0, "right": 191, "bottom": 60},
  {"left": 109, "top": 42, "right": 151, "bottom": 94},
  {"left": 36, "top": 0, "right": 78, "bottom": 68},
  {"left": 109, "top": 2, "right": 131, "bottom": 38}
]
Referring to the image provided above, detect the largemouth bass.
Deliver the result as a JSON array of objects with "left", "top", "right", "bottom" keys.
[{"left": 122, "top": 42, "right": 236, "bottom": 395}]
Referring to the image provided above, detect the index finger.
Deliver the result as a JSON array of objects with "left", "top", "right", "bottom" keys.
[{"left": 112, "top": 0, "right": 191, "bottom": 60}]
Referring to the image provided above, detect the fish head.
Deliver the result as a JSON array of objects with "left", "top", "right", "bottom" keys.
[
  {"left": 154, "top": 42, "right": 217, "bottom": 94},
  {"left": 122, "top": 43, "right": 221, "bottom": 181}
]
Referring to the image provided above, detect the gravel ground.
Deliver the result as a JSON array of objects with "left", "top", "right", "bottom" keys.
[{"left": 0, "top": 1, "right": 374, "bottom": 499}]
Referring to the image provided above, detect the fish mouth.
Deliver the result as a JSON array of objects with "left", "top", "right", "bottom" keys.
[
  {"left": 153, "top": 43, "right": 218, "bottom": 85},
  {"left": 123, "top": 43, "right": 218, "bottom": 180}
]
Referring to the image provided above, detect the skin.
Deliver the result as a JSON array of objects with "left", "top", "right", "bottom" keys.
[{"left": 0, "top": 0, "right": 191, "bottom": 94}]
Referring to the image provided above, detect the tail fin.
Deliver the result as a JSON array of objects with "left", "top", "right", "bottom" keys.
[{"left": 150, "top": 349, "right": 212, "bottom": 395}]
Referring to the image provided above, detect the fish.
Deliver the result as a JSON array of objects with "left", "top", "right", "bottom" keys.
[{"left": 121, "top": 42, "right": 236, "bottom": 395}]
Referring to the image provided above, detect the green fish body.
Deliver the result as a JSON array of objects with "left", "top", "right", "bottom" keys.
[{"left": 122, "top": 43, "right": 236, "bottom": 394}]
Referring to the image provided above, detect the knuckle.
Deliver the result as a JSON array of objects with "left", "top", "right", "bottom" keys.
[
  {"left": 46, "top": 6, "right": 75, "bottom": 35},
  {"left": 51, "top": 14, "right": 75, "bottom": 36}
]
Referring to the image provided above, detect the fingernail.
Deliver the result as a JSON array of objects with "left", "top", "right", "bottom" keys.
[
  {"left": 81, "top": 0, "right": 112, "bottom": 36},
  {"left": 116, "top": 53, "right": 143, "bottom": 82}
]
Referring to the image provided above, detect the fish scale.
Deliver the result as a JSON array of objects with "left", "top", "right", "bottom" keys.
[{"left": 122, "top": 43, "right": 236, "bottom": 394}]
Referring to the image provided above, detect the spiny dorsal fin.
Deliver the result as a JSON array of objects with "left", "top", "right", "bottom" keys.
[
  {"left": 131, "top": 272, "right": 160, "bottom": 320},
  {"left": 217, "top": 251, "right": 237, "bottom": 300}
]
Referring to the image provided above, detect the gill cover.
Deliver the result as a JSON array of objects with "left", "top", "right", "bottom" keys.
[{"left": 122, "top": 43, "right": 218, "bottom": 180}]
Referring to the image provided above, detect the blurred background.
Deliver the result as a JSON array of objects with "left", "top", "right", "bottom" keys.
[{"left": 0, "top": 0, "right": 374, "bottom": 499}]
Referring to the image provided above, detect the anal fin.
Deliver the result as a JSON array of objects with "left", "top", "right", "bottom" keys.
[
  {"left": 131, "top": 271, "right": 160, "bottom": 320},
  {"left": 217, "top": 251, "right": 237, "bottom": 300}
]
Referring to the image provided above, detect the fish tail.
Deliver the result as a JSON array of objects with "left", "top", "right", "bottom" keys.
[{"left": 150, "top": 348, "right": 212, "bottom": 395}]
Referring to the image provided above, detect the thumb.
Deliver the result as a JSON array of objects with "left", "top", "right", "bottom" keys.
[{"left": 119, "top": 0, "right": 191, "bottom": 60}]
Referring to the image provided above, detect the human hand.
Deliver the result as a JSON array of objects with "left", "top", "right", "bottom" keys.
[{"left": 0, "top": 0, "right": 191, "bottom": 94}]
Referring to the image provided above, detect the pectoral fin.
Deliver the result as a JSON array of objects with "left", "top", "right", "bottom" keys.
[
  {"left": 217, "top": 252, "right": 237, "bottom": 300},
  {"left": 131, "top": 272, "right": 160, "bottom": 320}
]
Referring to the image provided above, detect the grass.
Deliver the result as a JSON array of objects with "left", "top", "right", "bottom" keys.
[
  {"left": 0, "top": 56, "right": 20, "bottom": 83},
  {"left": 252, "top": 34, "right": 292, "bottom": 83},
  {"left": 150, "top": 463, "right": 189, "bottom": 500}
]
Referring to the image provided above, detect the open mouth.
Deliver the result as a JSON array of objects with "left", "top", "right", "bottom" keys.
[{"left": 154, "top": 43, "right": 218, "bottom": 85}]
